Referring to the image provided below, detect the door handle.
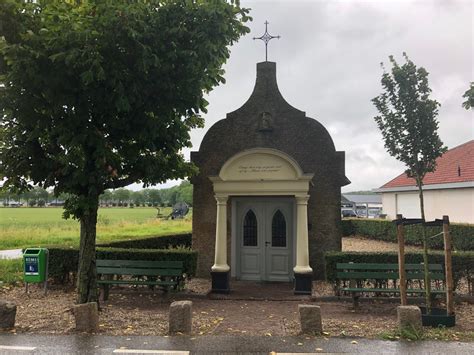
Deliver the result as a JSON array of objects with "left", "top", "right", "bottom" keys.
[{"left": 265, "top": 241, "right": 271, "bottom": 246}]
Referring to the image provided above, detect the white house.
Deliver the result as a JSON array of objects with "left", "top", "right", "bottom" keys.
[{"left": 375, "top": 140, "right": 474, "bottom": 224}]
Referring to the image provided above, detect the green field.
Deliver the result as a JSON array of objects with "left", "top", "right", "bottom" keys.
[{"left": 0, "top": 207, "right": 192, "bottom": 250}]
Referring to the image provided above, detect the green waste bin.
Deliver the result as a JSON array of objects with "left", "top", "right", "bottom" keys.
[{"left": 23, "top": 248, "right": 49, "bottom": 283}]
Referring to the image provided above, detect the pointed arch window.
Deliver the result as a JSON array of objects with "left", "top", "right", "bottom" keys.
[
  {"left": 272, "top": 210, "right": 287, "bottom": 247},
  {"left": 243, "top": 210, "right": 258, "bottom": 246}
]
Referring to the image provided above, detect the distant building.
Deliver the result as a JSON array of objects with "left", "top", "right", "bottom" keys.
[
  {"left": 375, "top": 140, "right": 474, "bottom": 223},
  {"left": 342, "top": 194, "right": 383, "bottom": 218}
]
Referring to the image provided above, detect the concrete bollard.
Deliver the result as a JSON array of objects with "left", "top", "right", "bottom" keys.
[
  {"left": 169, "top": 300, "right": 192, "bottom": 335},
  {"left": 0, "top": 300, "right": 17, "bottom": 329},
  {"left": 298, "top": 304, "right": 323, "bottom": 335},
  {"left": 73, "top": 302, "right": 99, "bottom": 332},
  {"left": 397, "top": 305, "right": 422, "bottom": 332}
]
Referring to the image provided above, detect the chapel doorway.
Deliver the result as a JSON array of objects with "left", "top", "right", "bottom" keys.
[{"left": 234, "top": 197, "right": 294, "bottom": 282}]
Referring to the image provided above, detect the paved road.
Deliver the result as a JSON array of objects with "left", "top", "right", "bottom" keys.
[
  {"left": 0, "top": 335, "right": 473, "bottom": 354},
  {"left": 0, "top": 249, "right": 22, "bottom": 260}
]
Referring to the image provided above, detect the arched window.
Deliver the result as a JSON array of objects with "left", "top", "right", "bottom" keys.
[
  {"left": 271, "top": 210, "right": 286, "bottom": 247},
  {"left": 243, "top": 210, "right": 258, "bottom": 246}
]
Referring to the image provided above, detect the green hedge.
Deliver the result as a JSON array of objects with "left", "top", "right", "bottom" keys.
[
  {"left": 98, "top": 233, "right": 192, "bottom": 249},
  {"left": 341, "top": 219, "right": 474, "bottom": 251},
  {"left": 47, "top": 246, "right": 197, "bottom": 282},
  {"left": 325, "top": 251, "right": 474, "bottom": 292}
]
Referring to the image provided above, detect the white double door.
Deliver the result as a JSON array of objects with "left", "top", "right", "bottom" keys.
[{"left": 235, "top": 198, "right": 294, "bottom": 282}]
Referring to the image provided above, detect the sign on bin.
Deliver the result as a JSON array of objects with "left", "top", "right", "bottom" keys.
[{"left": 24, "top": 256, "right": 39, "bottom": 275}]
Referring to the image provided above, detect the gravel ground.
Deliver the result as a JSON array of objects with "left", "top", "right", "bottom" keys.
[
  {"left": 1, "top": 237, "right": 472, "bottom": 340},
  {"left": 342, "top": 236, "right": 422, "bottom": 252}
]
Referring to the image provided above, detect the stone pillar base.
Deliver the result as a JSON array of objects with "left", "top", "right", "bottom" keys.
[
  {"left": 211, "top": 271, "right": 230, "bottom": 294},
  {"left": 294, "top": 273, "right": 312, "bottom": 295}
]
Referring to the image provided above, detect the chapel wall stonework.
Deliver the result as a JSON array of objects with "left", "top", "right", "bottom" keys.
[{"left": 191, "top": 62, "right": 349, "bottom": 279}]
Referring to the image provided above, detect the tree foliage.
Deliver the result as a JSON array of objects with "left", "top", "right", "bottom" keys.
[
  {"left": 372, "top": 53, "right": 446, "bottom": 188},
  {"left": 462, "top": 82, "right": 474, "bottom": 110},
  {"left": 0, "top": 0, "right": 250, "bottom": 303}
]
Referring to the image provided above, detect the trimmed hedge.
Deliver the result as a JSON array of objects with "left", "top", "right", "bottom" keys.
[
  {"left": 98, "top": 233, "right": 192, "bottom": 249},
  {"left": 325, "top": 251, "right": 474, "bottom": 293},
  {"left": 47, "top": 246, "right": 197, "bottom": 282},
  {"left": 341, "top": 219, "right": 474, "bottom": 251}
]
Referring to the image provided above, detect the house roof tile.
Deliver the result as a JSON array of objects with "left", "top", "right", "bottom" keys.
[{"left": 381, "top": 140, "right": 474, "bottom": 188}]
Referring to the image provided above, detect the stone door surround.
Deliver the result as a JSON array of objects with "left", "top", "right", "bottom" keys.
[{"left": 209, "top": 148, "right": 314, "bottom": 277}]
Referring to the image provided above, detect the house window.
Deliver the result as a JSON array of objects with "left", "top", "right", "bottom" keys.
[
  {"left": 271, "top": 210, "right": 286, "bottom": 247},
  {"left": 243, "top": 210, "right": 258, "bottom": 246}
]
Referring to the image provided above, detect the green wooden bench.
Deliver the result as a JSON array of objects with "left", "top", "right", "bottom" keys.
[
  {"left": 97, "top": 259, "right": 184, "bottom": 301},
  {"left": 336, "top": 263, "right": 446, "bottom": 307}
]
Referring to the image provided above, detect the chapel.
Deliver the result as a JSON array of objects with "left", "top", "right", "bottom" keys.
[{"left": 190, "top": 61, "right": 349, "bottom": 294}]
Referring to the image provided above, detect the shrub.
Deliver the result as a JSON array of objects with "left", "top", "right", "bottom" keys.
[
  {"left": 98, "top": 233, "right": 192, "bottom": 249},
  {"left": 324, "top": 251, "right": 474, "bottom": 293},
  {"left": 47, "top": 245, "right": 197, "bottom": 282},
  {"left": 341, "top": 219, "right": 474, "bottom": 251}
]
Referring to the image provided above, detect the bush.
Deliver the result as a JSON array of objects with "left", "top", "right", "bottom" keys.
[
  {"left": 47, "top": 245, "right": 197, "bottom": 282},
  {"left": 98, "top": 233, "right": 192, "bottom": 249},
  {"left": 324, "top": 251, "right": 474, "bottom": 292},
  {"left": 342, "top": 219, "right": 474, "bottom": 251}
]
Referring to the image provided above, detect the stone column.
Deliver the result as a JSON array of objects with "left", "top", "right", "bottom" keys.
[
  {"left": 211, "top": 195, "right": 230, "bottom": 293},
  {"left": 293, "top": 195, "right": 313, "bottom": 294}
]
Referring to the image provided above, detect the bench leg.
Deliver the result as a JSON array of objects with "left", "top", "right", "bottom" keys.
[
  {"left": 352, "top": 293, "right": 360, "bottom": 309},
  {"left": 100, "top": 284, "right": 110, "bottom": 302}
]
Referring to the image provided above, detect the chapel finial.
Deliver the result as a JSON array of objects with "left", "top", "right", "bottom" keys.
[{"left": 253, "top": 21, "right": 280, "bottom": 62}]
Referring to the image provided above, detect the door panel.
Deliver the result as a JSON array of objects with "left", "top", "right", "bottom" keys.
[{"left": 236, "top": 198, "right": 293, "bottom": 281}]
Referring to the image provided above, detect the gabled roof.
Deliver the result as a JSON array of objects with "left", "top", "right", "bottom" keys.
[
  {"left": 343, "top": 194, "right": 382, "bottom": 204},
  {"left": 380, "top": 140, "right": 474, "bottom": 189}
]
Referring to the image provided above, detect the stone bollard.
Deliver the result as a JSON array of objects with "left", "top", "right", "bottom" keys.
[
  {"left": 397, "top": 306, "right": 422, "bottom": 332},
  {"left": 73, "top": 302, "right": 99, "bottom": 332},
  {"left": 298, "top": 304, "right": 322, "bottom": 335},
  {"left": 0, "top": 300, "right": 17, "bottom": 329},
  {"left": 169, "top": 300, "right": 192, "bottom": 335}
]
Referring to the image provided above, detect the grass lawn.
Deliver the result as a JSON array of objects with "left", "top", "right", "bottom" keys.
[{"left": 0, "top": 207, "right": 192, "bottom": 250}]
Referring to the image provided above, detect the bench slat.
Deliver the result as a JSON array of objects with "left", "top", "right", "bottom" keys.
[
  {"left": 96, "top": 259, "right": 183, "bottom": 268},
  {"left": 97, "top": 267, "right": 182, "bottom": 277},
  {"left": 336, "top": 263, "right": 443, "bottom": 271},
  {"left": 97, "top": 280, "right": 177, "bottom": 286},
  {"left": 336, "top": 271, "right": 444, "bottom": 280}
]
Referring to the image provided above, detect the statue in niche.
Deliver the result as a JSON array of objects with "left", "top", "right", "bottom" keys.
[{"left": 257, "top": 111, "right": 273, "bottom": 132}]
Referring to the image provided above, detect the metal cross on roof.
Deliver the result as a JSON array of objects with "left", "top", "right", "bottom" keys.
[{"left": 253, "top": 21, "right": 280, "bottom": 62}]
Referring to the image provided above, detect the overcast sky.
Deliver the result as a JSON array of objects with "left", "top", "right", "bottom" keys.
[{"left": 140, "top": 0, "right": 473, "bottom": 192}]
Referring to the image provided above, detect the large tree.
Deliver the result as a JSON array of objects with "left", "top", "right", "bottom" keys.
[
  {"left": 372, "top": 53, "right": 446, "bottom": 310},
  {"left": 0, "top": 0, "right": 250, "bottom": 303}
]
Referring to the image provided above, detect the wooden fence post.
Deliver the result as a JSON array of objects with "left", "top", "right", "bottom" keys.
[
  {"left": 396, "top": 214, "right": 407, "bottom": 306},
  {"left": 443, "top": 215, "right": 454, "bottom": 316}
]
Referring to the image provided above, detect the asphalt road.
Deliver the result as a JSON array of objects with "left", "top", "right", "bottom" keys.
[{"left": 0, "top": 335, "right": 473, "bottom": 354}]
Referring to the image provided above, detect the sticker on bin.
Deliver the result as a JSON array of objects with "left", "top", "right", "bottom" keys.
[{"left": 25, "top": 257, "right": 39, "bottom": 275}]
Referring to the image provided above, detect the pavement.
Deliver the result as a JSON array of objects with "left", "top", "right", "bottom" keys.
[
  {"left": 0, "top": 334, "right": 473, "bottom": 354},
  {"left": 0, "top": 250, "right": 22, "bottom": 260}
]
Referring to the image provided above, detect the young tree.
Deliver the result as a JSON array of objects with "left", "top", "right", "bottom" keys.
[
  {"left": 372, "top": 53, "right": 446, "bottom": 311},
  {"left": 0, "top": 0, "right": 250, "bottom": 303},
  {"left": 462, "top": 82, "right": 474, "bottom": 110}
]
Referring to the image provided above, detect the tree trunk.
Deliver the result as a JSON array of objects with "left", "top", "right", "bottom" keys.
[
  {"left": 77, "top": 194, "right": 99, "bottom": 304},
  {"left": 396, "top": 214, "right": 407, "bottom": 305},
  {"left": 417, "top": 180, "right": 431, "bottom": 313}
]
